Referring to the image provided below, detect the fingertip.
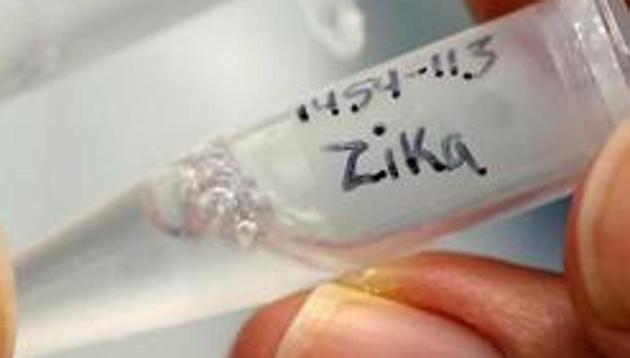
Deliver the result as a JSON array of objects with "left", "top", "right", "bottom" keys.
[
  {"left": 565, "top": 123, "right": 630, "bottom": 355},
  {"left": 345, "top": 254, "right": 594, "bottom": 357},
  {"left": 231, "top": 295, "right": 306, "bottom": 358},
  {"left": 275, "top": 284, "right": 501, "bottom": 358},
  {"left": 466, "top": 0, "right": 540, "bottom": 22},
  {"left": 233, "top": 254, "right": 596, "bottom": 358},
  {"left": 567, "top": 123, "right": 630, "bottom": 326}
]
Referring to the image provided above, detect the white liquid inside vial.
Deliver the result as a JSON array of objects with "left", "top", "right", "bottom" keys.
[{"left": 16, "top": 2, "right": 626, "bottom": 355}]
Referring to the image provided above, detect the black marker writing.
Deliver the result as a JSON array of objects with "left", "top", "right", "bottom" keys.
[
  {"left": 467, "top": 35, "right": 497, "bottom": 78},
  {"left": 323, "top": 141, "right": 388, "bottom": 192},
  {"left": 447, "top": 48, "right": 459, "bottom": 76},
  {"left": 323, "top": 126, "right": 488, "bottom": 193},
  {"left": 297, "top": 34, "right": 497, "bottom": 123},
  {"left": 311, "top": 90, "right": 340, "bottom": 116},
  {"left": 400, "top": 128, "right": 448, "bottom": 174}
]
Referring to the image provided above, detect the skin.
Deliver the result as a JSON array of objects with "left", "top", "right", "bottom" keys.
[
  {"left": 0, "top": 230, "right": 14, "bottom": 358},
  {"left": 232, "top": 1, "right": 630, "bottom": 357},
  {"left": 4, "top": 1, "right": 630, "bottom": 357}
]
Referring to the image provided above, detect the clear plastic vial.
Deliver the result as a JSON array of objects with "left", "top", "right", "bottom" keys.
[
  {"left": 15, "top": 0, "right": 630, "bottom": 355},
  {"left": 150, "top": 0, "right": 630, "bottom": 264}
]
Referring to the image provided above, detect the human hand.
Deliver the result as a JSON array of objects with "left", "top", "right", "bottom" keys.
[{"left": 230, "top": 1, "right": 630, "bottom": 357}]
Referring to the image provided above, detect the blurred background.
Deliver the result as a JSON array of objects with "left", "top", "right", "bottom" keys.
[{"left": 0, "top": 0, "right": 568, "bottom": 356}]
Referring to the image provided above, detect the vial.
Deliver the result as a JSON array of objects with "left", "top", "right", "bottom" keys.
[
  {"left": 15, "top": 0, "right": 630, "bottom": 354},
  {"left": 150, "top": 0, "right": 630, "bottom": 265}
]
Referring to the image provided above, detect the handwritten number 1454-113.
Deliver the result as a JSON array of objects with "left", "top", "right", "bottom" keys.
[{"left": 297, "top": 34, "right": 497, "bottom": 123}]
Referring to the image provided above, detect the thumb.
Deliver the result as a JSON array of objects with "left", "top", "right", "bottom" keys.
[{"left": 566, "top": 122, "right": 630, "bottom": 356}]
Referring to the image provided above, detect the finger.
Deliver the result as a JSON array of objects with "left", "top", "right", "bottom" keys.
[
  {"left": 0, "top": 228, "right": 15, "bottom": 358},
  {"left": 233, "top": 282, "right": 501, "bottom": 358},
  {"left": 233, "top": 254, "right": 598, "bottom": 358},
  {"left": 466, "top": 0, "right": 541, "bottom": 22},
  {"left": 278, "top": 283, "right": 502, "bottom": 358},
  {"left": 348, "top": 254, "right": 596, "bottom": 358},
  {"left": 467, "top": 0, "right": 630, "bottom": 22},
  {"left": 566, "top": 122, "right": 630, "bottom": 356},
  {"left": 231, "top": 295, "right": 306, "bottom": 358}
]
